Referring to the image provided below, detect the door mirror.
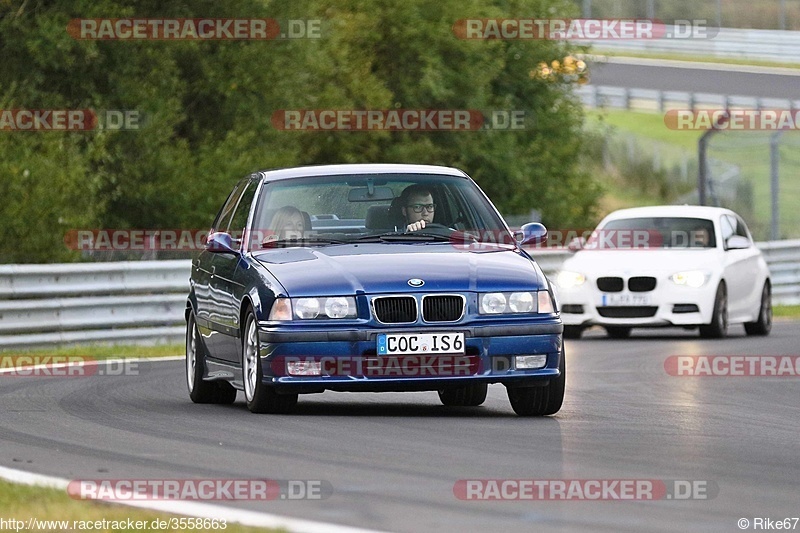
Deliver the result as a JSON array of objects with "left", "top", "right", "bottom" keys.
[
  {"left": 206, "top": 232, "right": 239, "bottom": 254},
  {"left": 515, "top": 222, "right": 547, "bottom": 246},
  {"left": 725, "top": 235, "right": 750, "bottom": 250}
]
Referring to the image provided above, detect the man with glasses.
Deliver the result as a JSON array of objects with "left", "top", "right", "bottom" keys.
[{"left": 400, "top": 184, "right": 436, "bottom": 232}]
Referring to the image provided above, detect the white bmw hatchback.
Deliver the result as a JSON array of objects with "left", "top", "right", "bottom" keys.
[{"left": 555, "top": 206, "right": 772, "bottom": 339}]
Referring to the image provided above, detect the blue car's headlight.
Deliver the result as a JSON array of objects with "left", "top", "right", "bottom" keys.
[
  {"left": 479, "top": 291, "right": 553, "bottom": 314},
  {"left": 269, "top": 297, "right": 357, "bottom": 320}
]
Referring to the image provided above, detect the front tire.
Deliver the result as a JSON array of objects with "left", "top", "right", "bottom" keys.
[
  {"left": 438, "top": 383, "right": 488, "bottom": 407},
  {"left": 186, "top": 311, "right": 237, "bottom": 404},
  {"left": 242, "top": 310, "right": 298, "bottom": 414},
  {"left": 699, "top": 283, "right": 728, "bottom": 339},
  {"left": 506, "top": 348, "right": 566, "bottom": 416},
  {"left": 744, "top": 282, "right": 772, "bottom": 336},
  {"left": 562, "top": 326, "right": 583, "bottom": 339}
]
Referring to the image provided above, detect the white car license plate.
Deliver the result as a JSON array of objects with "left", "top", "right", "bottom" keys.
[
  {"left": 377, "top": 332, "right": 465, "bottom": 355},
  {"left": 600, "top": 293, "right": 651, "bottom": 306}
]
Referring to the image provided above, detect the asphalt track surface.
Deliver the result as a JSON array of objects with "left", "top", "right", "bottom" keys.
[
  {"left": 2, "top": 321, "right": 799, "bottom": 532},
  {"left": 588, "top": 60, "right": 800, "bottom": 100}
]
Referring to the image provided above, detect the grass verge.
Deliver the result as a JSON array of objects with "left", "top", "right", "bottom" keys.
[
  {"left": 774, "top": 305, "right": 800, "bottom": 318},
  {"left": 0, "top": 478, "right": 280, "bottom": 532},
  {"left": 0, "top": 343, "right": 183, "bottom": 359}
]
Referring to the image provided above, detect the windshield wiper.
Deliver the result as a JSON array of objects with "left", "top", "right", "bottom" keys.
[
  {"left": 261, "top": 236, "right": 348, "bottom": 248},
  {"left": 352, "top": 232, "right": 452, "bottom": 243}
]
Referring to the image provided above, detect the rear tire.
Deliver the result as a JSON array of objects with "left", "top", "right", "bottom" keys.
[
  {"left": 605, "top": 326, "right": 632, "bottom": 339},
  {"left": 562, "top": 326, "right": 583, "bottom": 339},
  {"left": 186, "top": 310, "right": 237, "bottom": 404},
  {"left": 506, "top": 348, "right": 566, "bottom": 416},
  {"left": 744, "top": 282, "right": 772, "bottom": 336},
  {"left": 438, "top": 383, "right": 488, "bottom": 407},
  {"left": 699, "top": 283, "right": 728, "bottom": 339},
  {"left": 242, "top": 310, "right": 298, "bottom": 414}
]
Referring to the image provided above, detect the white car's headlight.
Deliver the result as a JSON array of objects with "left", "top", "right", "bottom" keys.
[
  {"left": 556, "top": 270, "right": 586, "bottom": 289},
  {"left": 269, "top": 297, "right": 357, "bottom": 320},
  {"left": 670, "top": 271, "right": 708, "bottom": 288},
  {"left": 479, "top": 291, "right": 553, "bottom": 314}
]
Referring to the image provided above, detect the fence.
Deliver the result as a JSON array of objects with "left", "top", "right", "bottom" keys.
[
  {"left": 577, "top": 27, "right": 800, "bottom": 61},
  {"left": 0, "top": 261, "right": 189, "bottom": 349},
  {"left": 575, "top": 0, "right": 800, "bottom": 31},
  {"left": 575, "top": 85, "right": 800, "bottom": 113},
  {"left": 0, "top": 248, "right": 797, "bottom": 349}
]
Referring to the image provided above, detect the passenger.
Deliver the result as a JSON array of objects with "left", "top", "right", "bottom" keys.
[{"left": 267, "top": 206, "right": 306, "bottom": 242}]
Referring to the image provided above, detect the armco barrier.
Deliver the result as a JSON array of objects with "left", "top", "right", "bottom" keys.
[
  {"left": 579, "top": 27, "right": 800, "bottom": 63},
  {"left": 0, "top": 260, "right": 190, "bottom": 349},
  {"left": 0, "top": 242, "right": 797, "bottom": 349}
]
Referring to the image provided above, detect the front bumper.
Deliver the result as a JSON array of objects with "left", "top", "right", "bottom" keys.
[
  {"left": 258, "top": 321, "right": 563, "bottom": 392},
  {"left": 558, "top": 277, "right": 718, "bottom": 327}
]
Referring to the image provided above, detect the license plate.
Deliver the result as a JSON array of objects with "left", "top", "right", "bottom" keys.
[
  {"left": 377, "top": 332, "right": 465, "bottom": 355},
  {"left": 600, "top": 293, "right": 651, "bottom": 306}
]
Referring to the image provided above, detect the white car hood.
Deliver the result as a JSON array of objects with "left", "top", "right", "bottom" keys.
[{"left": 561, "top": 249, "right": 720, "bottom": 277}]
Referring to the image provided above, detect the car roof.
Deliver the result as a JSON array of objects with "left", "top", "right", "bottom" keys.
[
  {"left": 257, "top": 163, "right": 469, "bottom": 181},
  {"left": 601, "top": 205, "right": 739, "bottom": 222}
]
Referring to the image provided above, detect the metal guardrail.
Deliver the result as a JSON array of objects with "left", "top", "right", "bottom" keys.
[
  {"left": 0, "top": 261, "right": 190, "bottom": 349},
  {"left": 0, "top": 243, "right": 797, "bottom": 350},
  {"left": 754, "top": 239, "right": 800, "bottom": 305},
  {"left": 575, "top": 84, "right": 800, "bottom": 112},
  {"left": 579, "top": 27, "right": 800, "bottom": 63}
]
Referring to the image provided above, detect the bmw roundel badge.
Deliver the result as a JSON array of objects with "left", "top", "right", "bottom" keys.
[{"left": 408, "top": 278, "right": 425, "bottom": 287}]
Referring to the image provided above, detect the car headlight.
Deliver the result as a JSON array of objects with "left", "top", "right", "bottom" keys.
[
  {"left": 480, "top": 292, "right": 508, "bottom": 314},
  {"left": 479, "top": 291, "right": 553, "bottom": 314},
  {"left": 295, "top": 298, "right": 320, "bottom": 319},
  {"left": 509, "top": 292, "right": 534, "bottom": 313},
  {"left": 556, "top": 270, "right": 586, "bottom": 289},
  {"left": 670, "top": 271, "right": 708, "bottom": 288},
  {"left": 269, "top": 297, "right": 357, "bottom": 320}
]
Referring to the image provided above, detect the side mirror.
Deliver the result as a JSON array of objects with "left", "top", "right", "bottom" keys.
[
  {"left": 515, "top": 222, "right": 547, "bottom": 246},
  {"left": 206, "top": 232, "right": 239, "bottom": 254},
  {"left": 726, "top": 235, "right": 750, "bottom": 250}
]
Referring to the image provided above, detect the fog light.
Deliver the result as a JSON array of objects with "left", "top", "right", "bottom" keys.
[
  {"left": 286, "top": 359, "right": 322, "bottom": 376},
  {"left": 515, "top": 355, "right": 547, "bottom": 369}
]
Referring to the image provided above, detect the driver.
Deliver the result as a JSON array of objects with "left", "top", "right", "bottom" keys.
[{"left": 400, "top": 184, "right": 436, "bottom": 232}]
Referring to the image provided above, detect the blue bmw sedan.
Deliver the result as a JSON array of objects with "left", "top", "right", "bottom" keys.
[{"left": 186, "top": 164, "right": 565, "bottom": 416}]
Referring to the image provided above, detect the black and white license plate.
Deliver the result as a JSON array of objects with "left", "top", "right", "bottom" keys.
[
  {"left": 377, "top": 332, "right": 465, "bottom": 355},
  {"left": 600, "top": 293, "right": 651, "bottom": 306}
]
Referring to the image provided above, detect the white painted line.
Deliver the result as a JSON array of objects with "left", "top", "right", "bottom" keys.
[
  {"left": 0, "top": 355, "right": 184, "bottom": 375},
  {"left": 582, "top": 54, "right": 800, "bottom": 76},
  {"left": 0, "top": 465, "right": 388, "bottom": 533}
]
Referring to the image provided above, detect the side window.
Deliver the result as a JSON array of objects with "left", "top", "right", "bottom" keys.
[
  {"left": 734, "top": 215, "right": 751, "bottom": 240},
  {"left": 227, "top": 180, "right": 258, "bottom": 243},
  {"left": 720, "top": 215, "right": 738, "bottom": 249},
  {"left": 212, "top": 180, "right": 247, "bottom": 232}
]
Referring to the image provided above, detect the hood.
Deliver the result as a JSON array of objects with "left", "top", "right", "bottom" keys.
[
  {"left": 561, "top": 248, "right": 721, "bottom": 277},
  {"left": 253, "top": 243, "right": 543, "bottom": 296}
]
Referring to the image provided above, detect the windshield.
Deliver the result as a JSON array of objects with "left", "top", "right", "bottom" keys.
[
  {"left": 248, "top": 173, "right": 511, "bottom": 248},
  {"left": 588, "top": 217, "right": 717, "bottom": 249}
]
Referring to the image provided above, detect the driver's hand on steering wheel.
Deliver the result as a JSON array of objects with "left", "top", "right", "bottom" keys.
[{"left": 406, "top": 220, "right": 427, "bottom": 232}]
